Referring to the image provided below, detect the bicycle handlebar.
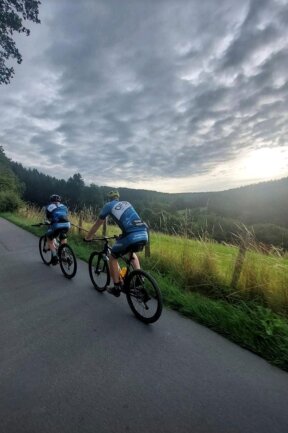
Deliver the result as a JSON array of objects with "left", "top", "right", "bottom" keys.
[
  {"left": 83, "top": 235, "right": 118, "bottom": 242},
  {"left": 70, "top": 223, "right": 89, "bottom": 233},
  {"left": 31, "top": 222, "right": 50, "bottom": 227}
]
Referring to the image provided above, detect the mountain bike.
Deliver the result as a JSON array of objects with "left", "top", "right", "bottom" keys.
[
  {"left": 86, "top": 236, "right": 162, "bottom": 324},
  {"left": 32, "top": 223, "right": 77, "bottom": 279}
]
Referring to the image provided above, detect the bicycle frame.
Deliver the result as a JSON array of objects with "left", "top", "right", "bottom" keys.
[{"left": 89, "top": 236, "right": 135, "bottom": 278}]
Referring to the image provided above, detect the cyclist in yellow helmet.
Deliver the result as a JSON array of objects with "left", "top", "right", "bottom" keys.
[{"left": 85, "top": 190, "right": 148, "bottom": 296}]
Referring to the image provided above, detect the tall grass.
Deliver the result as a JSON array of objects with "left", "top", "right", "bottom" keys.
[{"left": 143, "top": 230, "right": 288, "bottom": 316}]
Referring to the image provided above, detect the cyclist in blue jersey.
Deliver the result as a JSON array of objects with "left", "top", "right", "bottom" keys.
[
  {"left": 85, "top": 190, "right": 148, "bottom": 296},
  {"left": 45, "top": 194, "right": 71, "bottom": 265}
]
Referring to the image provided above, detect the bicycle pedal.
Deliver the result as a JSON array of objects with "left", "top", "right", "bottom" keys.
[
  {"left": 51, "top": 256, "right": 59, "bottom": 266},
  {"left": 107, "top": 286, "right": 121, "bottom": 297}
]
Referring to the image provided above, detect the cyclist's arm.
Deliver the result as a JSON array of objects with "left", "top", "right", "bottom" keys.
[
  {"left": 45, "top": 203, "right": 57, "bottom": 222},
  {"left": 85, "top": 218, "right": 104, "bottom": 241},
  {"left": 45, "top": 208, "right": 52, "bottom": 222}
]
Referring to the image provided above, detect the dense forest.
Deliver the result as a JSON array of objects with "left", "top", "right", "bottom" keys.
[
  {"left": 1, "top": 147, "right": 288, "bottom": 249},
  {"left": 0, "top": 147, "right": 22, "bottom": 212}
]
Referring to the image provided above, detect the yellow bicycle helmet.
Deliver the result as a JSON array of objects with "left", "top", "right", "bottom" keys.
[{"left": 107, "top": 190, "right": 120, "bottom": 200}]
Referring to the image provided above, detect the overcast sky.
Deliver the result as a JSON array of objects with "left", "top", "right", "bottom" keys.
[{"left": 1, "top": 0, "right": 288, "bottom": 193}]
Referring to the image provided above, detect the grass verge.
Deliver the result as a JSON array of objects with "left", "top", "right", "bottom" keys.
[{"left": 2, "top": 212, "right": 288, "bottom": 372}]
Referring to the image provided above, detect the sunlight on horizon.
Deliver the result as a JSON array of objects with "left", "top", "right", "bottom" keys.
[
  {"left": 238, "top": 147, "right": 288, "bottom": 181},
  {"left": 6, "top": 146, "right": 288, "bottom": 195},
  {"left": 112, "top": 146, "right": 288, "bottom": 193}
]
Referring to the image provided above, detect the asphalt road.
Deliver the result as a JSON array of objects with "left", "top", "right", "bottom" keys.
[{"left": 0, "top": 217, "right": 288, "bottom": 433}]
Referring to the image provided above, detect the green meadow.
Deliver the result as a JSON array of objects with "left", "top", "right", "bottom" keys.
[{"left": 2, "top": 206, "right": 288, "bottom": 372}]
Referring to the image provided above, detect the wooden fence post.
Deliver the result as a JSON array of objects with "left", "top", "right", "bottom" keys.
[
  {"left": 145, "top": 241, "right": 151, "bottom": 258},
  {"left": 231, "top": 235, "right": 248, "bottom": 288},
  {"left": 102, "top": 217, "right": 107, "bottom": 236},
  {"left": 78, "top": 211, "right": 83, "bottom": 235},
  {"left": 145, "top": 228, "right": 151, "bottom": 257}
]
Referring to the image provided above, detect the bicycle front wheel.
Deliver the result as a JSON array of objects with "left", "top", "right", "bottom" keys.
[
  {"left": 39, "top": 235, "right": 52, "bottom": 265},
  {"left": 126, "top": 269, "right": 162, "bottom": 324},
  {"left": 58, "top": 244, "right": 77, "bottom": 279},
  {"left": 88, "top": 252, "right": 110, "bottom": 292}
]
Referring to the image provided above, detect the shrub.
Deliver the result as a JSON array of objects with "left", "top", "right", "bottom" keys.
[{"left": 0, "top": 191, "right": 22, "bottom": 212}]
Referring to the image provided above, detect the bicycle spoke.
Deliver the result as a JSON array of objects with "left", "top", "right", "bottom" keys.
[
  {"left": 126, "top": 270, "right": 162, "bottom": 323},
  {"left": 89, "top": 252, "right": 109, "bottom": 291},
  {"left": 58, "top": 244, "right": 77, "bottom": 279},
  {"left": 39, "top": 235, "right": 52, "bottom": 265}
]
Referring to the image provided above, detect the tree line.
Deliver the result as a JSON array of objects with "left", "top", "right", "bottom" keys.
[
  {"left": 1, "top": 147, "right": 288, "bottom": 249},
  {"left": 0, "top": 147, "right": 22, "bottom": 211}
]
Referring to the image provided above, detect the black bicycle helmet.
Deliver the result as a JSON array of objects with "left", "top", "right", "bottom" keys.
[{"left": 50, "top": 194, "right": 61, "bottom": 202}]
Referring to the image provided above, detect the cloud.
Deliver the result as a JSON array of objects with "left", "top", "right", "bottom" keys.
[{"left": 1, "top": 0, "right": 288, "bottom": 192}]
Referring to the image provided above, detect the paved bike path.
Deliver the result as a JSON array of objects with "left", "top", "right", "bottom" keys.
[{"left": 0, "top": 217, "right": 288, "bottom": 433}]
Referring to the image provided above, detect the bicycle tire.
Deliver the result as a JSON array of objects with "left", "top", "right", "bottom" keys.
[
  {"left": 126, "top": 269, "right": 162, "bottom": 324},
  {"left": 58, "top": 244, "right": 77, "bottom": 279},
  {"left": 88, "top": 252, "right": 110, "bottom": 292},
  {"left": 39, "top": 235, "right": 52, "bottom": 265}
]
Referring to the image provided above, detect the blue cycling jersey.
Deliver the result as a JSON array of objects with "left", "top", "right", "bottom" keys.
[
  {"left": 46, "top": 203, "right": 70, "bottom": 224},
  {"left": 99, "top": 200, "right": 146, "bottom": 235}
]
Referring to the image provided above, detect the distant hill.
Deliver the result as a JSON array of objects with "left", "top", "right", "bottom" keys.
[
  {"left": 8, "top": 154, "right": 288, "bottom": 228},
  {"left": 121, "top": 178, "right": 288, "bottom": 229},
  {"left": 169, "top": 178, "right": 288, "bottom": 228},
  {"left": 2, "top": 148, "right": 287, "bottom": 247}
]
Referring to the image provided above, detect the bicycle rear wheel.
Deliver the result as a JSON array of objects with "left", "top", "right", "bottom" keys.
[
  {"left": 88, "top": 252, "right": 110, "bottom": 292},
  {"left": 126, "top": 269, "right": 162, "bottom": 323},
  {"left": 58, "top": 244, "right": 77, "bottom": 279},
  {"left": 39, "top": 235, "right": 52, "bottom": 265}
]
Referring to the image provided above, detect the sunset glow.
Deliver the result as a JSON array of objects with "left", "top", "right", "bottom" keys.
[{"left": 239, "top": 147, "right": 288, "bottom": 182}]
